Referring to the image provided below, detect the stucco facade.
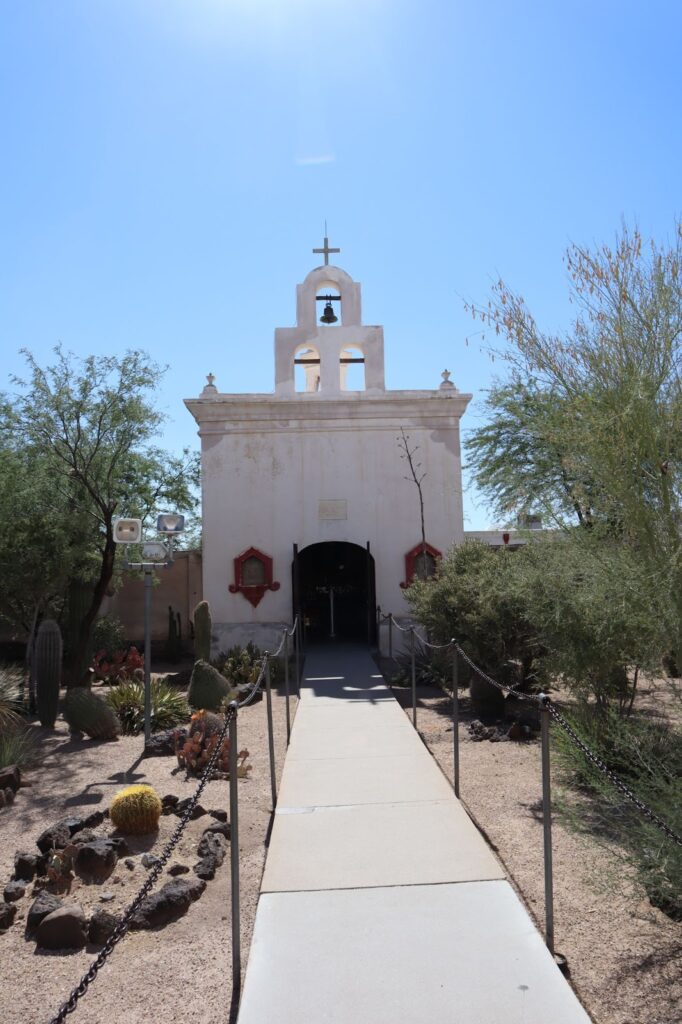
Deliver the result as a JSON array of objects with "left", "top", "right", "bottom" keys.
[{"left": 185, "top": 257, "right": 471, "bottom": 654}]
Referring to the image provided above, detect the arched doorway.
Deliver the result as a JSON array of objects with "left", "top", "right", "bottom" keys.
[{"left": 294, "top": 542, "right": 375, "bottom": 644}]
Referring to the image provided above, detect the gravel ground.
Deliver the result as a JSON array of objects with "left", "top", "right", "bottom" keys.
[
  {"left": 393, "top": 682, "right": 682, "bottom": 1024},
  {"left": 0, "top": 680, "right": 295, "bottom": 1024}
]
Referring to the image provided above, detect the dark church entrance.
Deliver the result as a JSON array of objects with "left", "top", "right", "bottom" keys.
[{"left": 294, "top": 542, "right": 376, "bottom": 644}]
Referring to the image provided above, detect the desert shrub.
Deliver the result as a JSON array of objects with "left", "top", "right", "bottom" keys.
[
  {"left": 393, "top": 640, "right": 461, "bottom": 691},
  {"left": 0, "top": 724, "right": 37, "bottom": 770},
  {"left": 406, "top": 541, "right": 542, "bottom": 691},
  {"left": 92, "top": 616, "right": 126, "bottom": 660},
  {"left": 105, "top": 679, "right": 189, "bottom": 735},
  {"left": 0, "top": 665, "right": 25, "bottom": 733},
  {"left": 555, "top": 704, "right": 682, "bottom": 919},
  {"left": 175, "top": 709, "right": 251, "bottom": 777},
  {"left": 92, "top": 645, "right": 143, "bottom": 684}
]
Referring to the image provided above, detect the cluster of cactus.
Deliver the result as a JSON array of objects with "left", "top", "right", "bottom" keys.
[
  {"left": 63, "top": 687, "right": 121, "bottom": 740},
  {"left": 193, "top": 601, "right": 212, "bottom": 662},
  {"left": 166, "top": 605, "right": 182, "bottom": 663},
  {"left": 175, "top": 710, "right": 250, "bottom": 777},
  {"left": 35, "top": 619, "right": 63, "bottom": 728},
  {"left": 218, "top": 643, "right": 263, "bottom": 690},
  {"left": 110, "top": 784, "right": 162, "bottom": 835},
  {"left": 188, "top": 660, "right": 235, "bottom": 711}
]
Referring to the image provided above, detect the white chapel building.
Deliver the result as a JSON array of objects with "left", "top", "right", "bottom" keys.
[{"left": 185, "top": 240, "right": 472, "bottom": 654}]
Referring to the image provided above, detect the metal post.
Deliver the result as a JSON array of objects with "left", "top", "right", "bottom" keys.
[
  {"left": 410, "top": 628, "right": 417, "bottom": 728},
  {"left": 265, "top": 656, "right": 277, "bottom": 808},
  {"left": 388, "top": 614, "right": 393, "bottom": 662},
  {"left": 143, "top": 568, "right": 153, "bottom": 744},
  {"left": 376, "top": 604, "right": 381, "bottom": 650},
  {"left": 452, "top": 648, "right": 460, "bottom": 798},
  {"left": 283, "top": 630, "right": 291, "bottom": 745},
  {"left": 540, "top": 697, "right": 555, "bottom": 954},
  {"left": 294, "top": 621, "right": 301, "bottom": 696},
  {"left": 228, "top": 703, "right": 241, "bottom": 991}
]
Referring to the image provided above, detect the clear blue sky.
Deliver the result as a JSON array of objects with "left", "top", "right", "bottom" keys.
[{"left": 2, "top": 1, "right": 680, "bottom": 528}]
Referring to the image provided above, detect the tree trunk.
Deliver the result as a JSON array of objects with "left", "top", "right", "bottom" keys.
[{"left": 66, "top": 535, "right": 116, "bottom": 686}]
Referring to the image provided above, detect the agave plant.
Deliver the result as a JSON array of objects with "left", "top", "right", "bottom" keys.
[
  {"left": 105, "top": 678, "right": 189, "bottom": 735},
  {"left": 0, "top": 665, "right": 25, "bottom": 734}
]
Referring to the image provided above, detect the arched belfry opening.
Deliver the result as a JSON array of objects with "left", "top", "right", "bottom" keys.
[
  {"left": 316, "top": 286, "right": 342, "bottom": 327},
  {"left": 294, "top": 542, "right": 376, "bottom": 644},
  {"left": 294, "top": 344, "right": 321, "bottom": 392},
  {"left": 340, "top": 346, "right": 365, "bottom": 390}
]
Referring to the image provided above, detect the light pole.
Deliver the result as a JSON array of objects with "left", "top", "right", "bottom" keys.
[{"left": 113, "top": 513, "right": 185, "bottom": 743}]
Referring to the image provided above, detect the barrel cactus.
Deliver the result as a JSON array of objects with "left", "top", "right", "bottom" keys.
[
  {"left": 35, "top": 619, "right": 63, "bottom": 728},
  {"left": 63, "top": 687, "right": 121, "bottom": 740},
  {"left": 193, "top": 601, "right": 212, "bottom": 663},
  {"left": 188, "top": 660, "right": 233, "bottom": 711},
  {"left": 110, "top": 784, "right": 162, "bottom": 835}
]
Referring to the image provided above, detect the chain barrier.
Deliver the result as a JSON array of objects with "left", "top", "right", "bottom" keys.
[
  {"left": 48, "top": 618, "right": 305, "bottom": 1023},
  {"left": 545, "top": 701, "right": 682, "bottom": 848},
  {"left": 383, "top": 610, "right": 682, "bottom": 849},
  {"left": 48, "top": 701, "right": 239, "bottom": 1024}
]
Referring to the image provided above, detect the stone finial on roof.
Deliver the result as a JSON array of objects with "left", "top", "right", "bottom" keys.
[
  {"left": 202, "top": 373, "right": 218, "bottom": 396},
  {"left": 439, "top": 369, "right": 457, "bottom": 391}
]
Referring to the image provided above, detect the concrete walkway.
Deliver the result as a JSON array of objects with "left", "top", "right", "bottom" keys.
[{"left": 237, "top": 645, "right": 590, "bottom": 1024}]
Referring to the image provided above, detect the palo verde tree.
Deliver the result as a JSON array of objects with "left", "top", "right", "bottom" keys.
[
  {"left": 3, "top": 346, "right": 199, "bottom": 682},
  {"left": 465, "top": 222, "right": 682, "bottom": 656}
]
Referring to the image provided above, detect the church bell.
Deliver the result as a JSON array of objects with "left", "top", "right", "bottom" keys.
[{"left": 320, "top": 298, "right": 338, "bottom": 324}]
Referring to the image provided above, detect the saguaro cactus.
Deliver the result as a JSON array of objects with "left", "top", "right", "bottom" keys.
[
  {"left": 35, "top": 619, "right": 63, "bottom": 728},
  {"left": 193, "top": 600, "right": 212, "bottom": 663}
]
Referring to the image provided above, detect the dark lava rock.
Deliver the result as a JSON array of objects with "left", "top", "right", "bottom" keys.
[
  {"left": 73, "top": 841, "right": 119, "bottom": 883},
  {"left": 36, "top": 904, "right": 87, "bottom": 950},
  {"left": 0, "top": 790, "right": 6, "bottom": 809},
  {"left": 168, "top": 864, "right": 190, "bottom": 876},
  {"left": 88, "top": 908, "right": 118, "bottom": 946},
  {"left": 0, "top": 903, "right": 17, "bottom": 931},
  {"left": 174, "top": 798, "right": 206, "bottom": 819},
  {"left": 161, "top": 793, "right": 179, "bottom": 815},
  {"left": 145, "top": 729, "right": 184, "bottom": 757},
  {"left": 193, "top": 858, "right": 217, "bottom": 881},
  {"left": 202, "top": 821, "right": 231, "bottom": 842},
  {"left": 83, "top": 810, "right": 106, "bottom": 829},
  {"left": 36, "top": 818, "right": 85, "bottom": 853},
  {"left": 124, "top": 858, "right": 135, "bottom": 871},
  {"left": 4, "top": 879, "right": 27, "bottom": 903},
  {"left": 141, "top": 853, "right": 161, "bottom": 870},
  {"left": 69, "top": 829, "right": 99, "bottom": 847},
  {"left": 193, "top": 831, "right": 228, "bottom": 881},
  {"left": 3, "top": 787, "right": 15, "bottom": 805},
  {"left": 129, "top": 877, "right": 205, "bottom": 930},
  {"left": 0, "top": 765, "right": 20, "bottom": 793},
  {"left": 14, "top": 851, "right": 39, "bottom": 882},
  {"left": 208, "top": 809, "right": 228, "bottom": 823},
  {"left": 27, "top": 892, "right": 64, "bottom": 933}
]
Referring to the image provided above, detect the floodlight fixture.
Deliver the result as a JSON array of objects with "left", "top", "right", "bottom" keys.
[
  {"left": 141, "top": 542, "right": 170, "bottom": 563},
  {"left": 157, "top": 513, "right": 185, "bottom": 535},
  {"left": 113, "top": 518, "right": 142, "bottom": 544}
]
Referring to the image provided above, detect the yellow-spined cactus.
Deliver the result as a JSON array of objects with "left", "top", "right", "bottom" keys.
[{"left": 110, "top": 784, "right": 162, "bottom": 835}]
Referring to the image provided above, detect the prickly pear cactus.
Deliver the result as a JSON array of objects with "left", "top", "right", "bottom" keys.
[
  {"left": 193, "top": 601, "right": 212, "bottom": 662},
  {"left": 35, "top": 619, "right": 63, "bottom": 728}
]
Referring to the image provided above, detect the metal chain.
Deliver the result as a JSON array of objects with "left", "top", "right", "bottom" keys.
[
  {"left": 546, "top": 701, "right": 682, "bottom": 848},
  {"left": 454, "top": 642, "right": 540, "bottom": 702},
  {"left": 48, "top": 703, "right": 238, "bottom": 1024}
]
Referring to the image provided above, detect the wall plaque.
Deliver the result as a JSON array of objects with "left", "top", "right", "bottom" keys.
[{"left": 319, "top": 499, "right": 347, "bottom": 521}]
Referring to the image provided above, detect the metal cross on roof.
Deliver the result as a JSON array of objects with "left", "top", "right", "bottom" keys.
[{"left": 313, "top": 225, "right": 340, "bottom": 266}]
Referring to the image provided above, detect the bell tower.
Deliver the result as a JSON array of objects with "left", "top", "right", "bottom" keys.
[{"left": 274, "top": 234, "right": 386, "bottom": 395}]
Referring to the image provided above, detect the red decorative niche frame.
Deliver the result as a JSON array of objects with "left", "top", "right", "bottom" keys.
[
  {"left": 400, "top": 542, "right": 442, "bottom": 589},
  {"left": 229, "top": 547, "right": 280, "bottom": 607}
]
